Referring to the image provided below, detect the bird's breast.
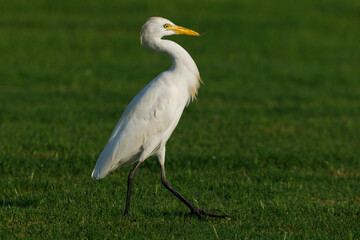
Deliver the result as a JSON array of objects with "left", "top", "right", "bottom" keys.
[{"left": 164, "top": 68, "right": 200, "bottom": 103}]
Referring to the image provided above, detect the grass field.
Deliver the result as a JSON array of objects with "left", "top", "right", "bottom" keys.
[{"left": 1, "top": 0, "right": 360, "bottom": 238}]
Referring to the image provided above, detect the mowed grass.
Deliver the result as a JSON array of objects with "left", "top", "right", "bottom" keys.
[{"left": 1, "top": 0, "right": 360, "bottom": 238}]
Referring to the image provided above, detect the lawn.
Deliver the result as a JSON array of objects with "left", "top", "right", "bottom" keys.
[{"left": 1, "top": 0, "right": 360, "bottom": 239}]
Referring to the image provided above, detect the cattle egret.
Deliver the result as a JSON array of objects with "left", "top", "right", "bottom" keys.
[{"left": 91, "top": 17, "right": 227, "bottom": 218}]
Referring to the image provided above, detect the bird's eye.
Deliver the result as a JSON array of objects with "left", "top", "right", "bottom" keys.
[{"left": 163, "top": 24, "right": 170, "bottom": 29}]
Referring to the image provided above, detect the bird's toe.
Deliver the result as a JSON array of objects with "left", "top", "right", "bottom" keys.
[{"left": 190, "top": 208, "right": 229, "bottom": 219}]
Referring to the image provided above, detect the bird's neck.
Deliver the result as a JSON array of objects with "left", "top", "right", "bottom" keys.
[
  {"left": 147, "top": 38, "right": 199, "bottom": 76},
  {"left": 143, "top": 37, "right": 201, "bottom": 102}
]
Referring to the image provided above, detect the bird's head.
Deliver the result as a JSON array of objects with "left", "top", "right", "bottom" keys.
[{"left": 140, "top": 17, "right": 200, "bottom": 46}]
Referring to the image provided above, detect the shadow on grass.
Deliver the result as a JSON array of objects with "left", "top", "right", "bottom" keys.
[
  {"left": 141, "top": 209, "right": 233, "bottom": 220},
  {"left": 0, "top": 199, "right": 38, "bottom": 208}
]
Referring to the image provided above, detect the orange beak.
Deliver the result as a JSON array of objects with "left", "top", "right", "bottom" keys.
[{"left": 168, "top": 25, "right": 201, "bottom": 36}]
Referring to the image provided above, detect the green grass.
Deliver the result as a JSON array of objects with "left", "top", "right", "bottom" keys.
[{"left": 1, "top": 0, "right": 360, "bottom": 238}]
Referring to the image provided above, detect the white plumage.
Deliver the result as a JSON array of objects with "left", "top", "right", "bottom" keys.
[
  {"left": 91, "top": 17, "right": 227, "bottom": 218},
  {"left": 91, "top": 17, "right": 200, "bottom": 179}
]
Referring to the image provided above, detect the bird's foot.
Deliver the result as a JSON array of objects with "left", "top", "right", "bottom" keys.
[
  {"left": 124, "top": 210, "right": 130, "bottom": 217},
  {"left": 190, "top": 208, "right": 229, "bottom": 219}
]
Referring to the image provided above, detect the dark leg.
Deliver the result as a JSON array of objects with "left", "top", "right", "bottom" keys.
[
  {"left": 160, "top": 164, "right": 228, "bottom": 218},
  {"left": 124, "top": 161, "right": 143, "bottom": 217}
]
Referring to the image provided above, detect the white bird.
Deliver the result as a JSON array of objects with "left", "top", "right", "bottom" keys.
[{"left": 92, "top": 17, "right": 226, "bottom": 218}]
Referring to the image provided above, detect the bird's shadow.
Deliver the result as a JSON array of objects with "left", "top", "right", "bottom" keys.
[
  {"left": 0, "top": 199, "right": 38, "bottom": 208},
  {"left": 141, "top": 210, "right": 232, "bottom": 220}
]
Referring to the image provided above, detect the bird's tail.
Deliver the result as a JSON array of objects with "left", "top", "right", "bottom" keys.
[
  {"left": 91, "top": 143, "right": 117, "bottom": 180},
  {"left": 91, "top": 168, "right": 103, "bottom": 180}
]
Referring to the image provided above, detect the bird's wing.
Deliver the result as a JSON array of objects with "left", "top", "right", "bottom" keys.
[{"left": 92, "top": 72, "right": 185, "bottom": 179}]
